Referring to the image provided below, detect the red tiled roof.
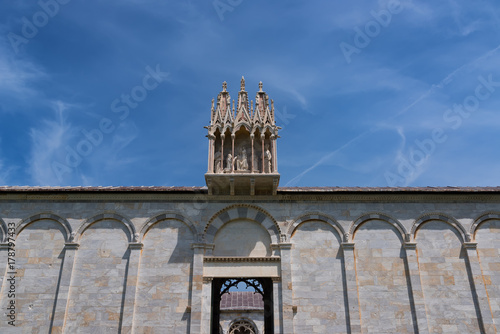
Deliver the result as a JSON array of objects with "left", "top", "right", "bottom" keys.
[{"left": 220, "top": 291, "right": 264, "bottom": 310}]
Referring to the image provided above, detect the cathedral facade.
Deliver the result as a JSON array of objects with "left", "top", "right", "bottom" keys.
[{"left": 0, "top": 80, "right": 500, "bottom": 333}]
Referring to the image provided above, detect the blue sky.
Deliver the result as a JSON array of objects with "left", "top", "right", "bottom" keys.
[{"left": 1, "top": 0, "right": 500, "bottom": 187}]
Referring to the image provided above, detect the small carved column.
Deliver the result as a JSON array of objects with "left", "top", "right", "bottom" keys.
[
  {"left": 201, "top": 277, "right": 213, "bottom": 334},
  {"left": 190, "top": 243, "right": 207, "bottom": 333},
  {"left": 208, "top": 135, "right": 214, "bottom": 173},
  {"left": 51, "top": 242, "right": 79, "bottom": 333},
  {"left": 403, "top": 242, "right": 430, "bottom": 334},
  {"left": 0, "top": 242, "right": 9, "bottom": 314},
  {"left": 272, "top": 135, "right": 278, "bottom": 172},
  {"left": 341, "top": 242, "right": 362, "bottom": 334},
  {"left": 278, "top": 242, "right": 294, "bottom": 333},
  {"left": 250, "top": 133, "right": 255, "bottom": 173},
  {"left": 220, "top": 134, "right": 225, "bottom": 171},
  {"left": 261, "top": 134, "right": 265, "bottom": 173},
  {"left": 231, "top": 133, "right": 235, "bottom": 173},
  {"left": 121, "top": 241, "right": 143, "bottom": 334},
  {"left": 463, "top": 242, "right": 497, "bottom": 333}
]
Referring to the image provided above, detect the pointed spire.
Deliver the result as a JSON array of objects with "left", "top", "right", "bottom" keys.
[
  {"left": 222, "top": 81, "right": 227, "bottom": 92},
  {"left": 240, "top": 76, "right": 245, "bottom": 91},
  {"left": 258, "top": 81, "right": 263, "bottom": 92}
]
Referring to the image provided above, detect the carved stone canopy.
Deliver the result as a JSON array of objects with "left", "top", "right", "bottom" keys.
[{"left": 205, "top": 77, "right": 280, "bottom": 196}]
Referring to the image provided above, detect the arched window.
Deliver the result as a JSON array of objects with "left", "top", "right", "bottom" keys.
[{"left": 228, "top": 319, "right": 257, "bottom": 334}]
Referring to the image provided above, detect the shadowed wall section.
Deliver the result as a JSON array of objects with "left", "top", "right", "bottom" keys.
[
  {"left": 2, "top": 220, "right": 66, "bottom": 333},
  {"left": 290, "top": 220, "right": 347, "bottom": 333},
  {"left": 475, "top": 219, "right": 500, "bottom": 326},
  {"left": 65, "top": 220, "right": 130, "bottom": 333},
  {"left": 354, "top": 220, "right": 415, "bottom": 333},
  {"left": 416, "top": 221, "right": 482, "bottom": 333},
  {"left": 134, "top": 219, "right": 194, "bottom": 333}
]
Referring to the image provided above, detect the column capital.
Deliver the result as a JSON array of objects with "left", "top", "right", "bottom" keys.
[
  {"left": 403, "top": 242, "right": 417, "bottom": 250},
  {"left": 341, "top": 242, "right": 355, "bottom": 250},
  {"left": 128, "top": 242, "right": 144, "bottom": 250},
  {"left": 64, "top": 242, "right": 80, "bottom": 250},
  {"left": 463, "top": 242, "right": 478, "bottom": 249}
]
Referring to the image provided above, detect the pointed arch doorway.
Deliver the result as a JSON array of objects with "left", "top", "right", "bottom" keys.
[{"left": 211, "top": 277, "right": 274, "bottom": 334}]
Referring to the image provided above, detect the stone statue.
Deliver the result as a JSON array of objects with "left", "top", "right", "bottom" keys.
[
  {"left": 236, "top": 147, "right": 248, "bottom": 171},
  {"left": 264, "top": 145, "right": 272, "bottom": 173},
  {"left": 214, "top": 151, "right": 222, "bottom": 173},
  {"left": 225, "top": 154, "right": 233, "bottom": 172}
]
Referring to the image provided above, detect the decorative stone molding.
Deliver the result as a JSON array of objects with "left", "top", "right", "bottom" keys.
[
  {"left": 64, "top": 242, "right": 80, "bottom": 250},
  {"left": 341, "top": 242, "right": 355, "bottom": 250},
  {"left": 204, "top": 256, "right": 280, "bottom": 262},
  {"left": 75, "top": 212, "right": 136, "bottom": 243},
  {"left": 349, "top": 212, "right": 407, "bottom": 243},
  {"left": 462, "top": 242, "right": 478, "bottom": 249},
  {"left": 204, "top": 204, "right": 281, "bottom": 244},
  {"left": 403, "top": 242, "right": 417, "bottom": 250},
  {"left": 0, "top": 218, "right": 6, "bottom": 243},
  {"left": 287, "top": 212, "right": 345, "bottom": 241},
  {"left": 16, "top": 212, "right": 72, "bottom": 242},
  {"left": 470, "top": 212, "right": 500, "bottom": 241},
  {"left": 138, "top": 211, "right": 198, "bottom": 242},
  {"left": 128, "top": 242, "right": 144, "bottom": 250},
  {"left": 410, "top": 212, "right": 469, "bottom": 242}
]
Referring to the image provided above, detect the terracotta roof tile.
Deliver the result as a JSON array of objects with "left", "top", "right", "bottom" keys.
[{"left": 220, "top": 291, "right": 264, "bottom": 310}]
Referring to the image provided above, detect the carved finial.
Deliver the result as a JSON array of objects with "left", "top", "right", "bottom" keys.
[
  {"left": 232, "top": 99, "right": 235, "bottom": 113},
  {"left": 222, "top": 81, "right": 227, "bottom": 92},
  {"left": 259, "top": 81, "right": 263, "bottom": 92},
  {"left": 251, "top": 100, "right": 253, "bottom": 115},
  {"left": 271, "top": 99, "right": 274, "bottom": 111},
  {"left": 240, "top": 76, "right": 245, "bottom": 91}
]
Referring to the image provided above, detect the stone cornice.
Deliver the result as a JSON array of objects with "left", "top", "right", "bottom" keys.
[
  {"left": 204, "top": 256, "right": 280, "bottom": 262},
  {"left": 1, "top": 192, "right": 500, "bottom": 203}
]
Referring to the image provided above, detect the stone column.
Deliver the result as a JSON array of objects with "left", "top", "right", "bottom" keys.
[
  {"left": 463, "top": 242, "right": 496, "bottom": 333},
  {"left": 201, "top": 277, "right": 213, "bottom": 334},
  {"left": 208, "top": 135, "right": 214, "bottom": 173},
  {"left": 121, "top": 242, "right": 143, "bottom": 334},
  {"left": 221, "top": 134, "right": 224, "bottom": 171},
  {"left": 231, "top": 133, "right": 235, "bottom": 173},
  {"left": 190, "top": 243, "right": 206, "bottom": 333},
  {"left": 278, "top": 243, "right": 294, "bottom": 333},
  {"left": 272, "top": 135, "right": 278, "bottom": 172},
  {"left": 403, "top": 242, "right": 430, "bottom": 334},
  {"left": 261, "top": 134, "right": 265, "bottom": 173},
  {"left": 250, "top": 133, "right": 255, "bottom": 173},
  {"left": 51, "top": 242, "right": 79, "bottom": 333},
  {"left": 342, "top": 242, "right": 362, "bottom": 334}
]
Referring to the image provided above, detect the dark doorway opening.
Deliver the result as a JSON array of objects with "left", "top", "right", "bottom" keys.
[{"left": 211, "top": 277, "right": 274, "bottom": 334}]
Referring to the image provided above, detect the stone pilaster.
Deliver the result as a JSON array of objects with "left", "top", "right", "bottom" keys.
[
  {"left": 403, "top": 242, "right": 430, "bottom": 334},
  {"left": 342, "top": 242, "right": 362, "bottom": 334},
  {"left": 51, "top": 242, "right": 79, "bottom": 333},
  {"left": 278, "top": 243, "right": 294, "bottom": 333},
  {"left": 272, "top": 277, "right": 282, "bottom": 334},
  {"left": 121, "top": 242, "right": 143, "bottom": 334},
  {"left": 201, "top": 277, "right": 213, "bottom": 334},
  {"left": 190, "top": 243, "right": 207, "bottom": 333},
  {"left": 463, "top": 242, "right": 497, "bottom": 334}
]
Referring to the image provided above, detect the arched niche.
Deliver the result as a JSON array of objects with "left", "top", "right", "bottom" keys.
[{"left": 213, "top": 219, "right": 271, "bottom": 257}]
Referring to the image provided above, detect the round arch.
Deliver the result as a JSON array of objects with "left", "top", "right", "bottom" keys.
[
  {"left": 75, "top": 212, "right": 136, "bottom": 243},
  {"left": 204, "top": 204, "right": 281, "bottom": 244},
  {"left": 138, "top": 211, "right": 198, "bottom": 242},
  {"left": 15, "top": 212, "right": 72, "bottom": 242},
  {"left": 288, "top": 212, "right": 345, "bottom": 242},
  {"left": 410, "top": 213, "right": 469, "bottom": 242},
  {"left": 470, "top": 212, "right": 500, "bottom": 241},
  {"left": 0, "top": 217, "right": 8, "bottom": 243},
  {"left": 349, "top": 212, "right": 407, "bottom": 243}
]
